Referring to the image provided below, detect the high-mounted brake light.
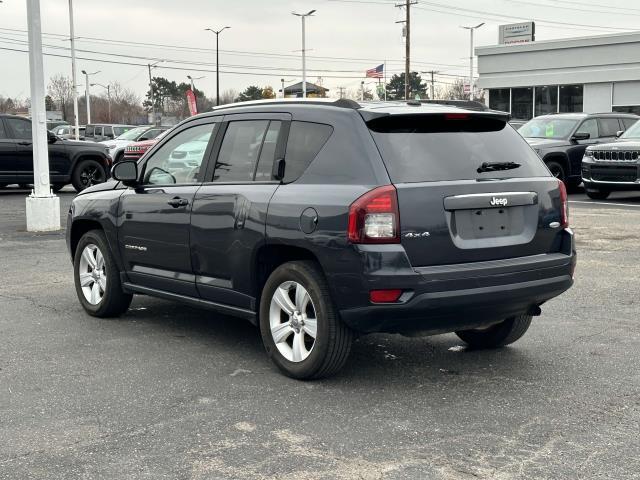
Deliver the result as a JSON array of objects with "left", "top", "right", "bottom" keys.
[
  {"left": 558, "top": 179, "right": 569, "bottom": 228},
  {"left": 444, "top": 113, "right": 469, "bottom": 120},
  {"left": 348, "top": 185, "right": 400, "bottom": 244}
]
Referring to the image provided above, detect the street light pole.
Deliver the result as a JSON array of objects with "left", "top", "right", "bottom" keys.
[
  {"left": 187, "top": 75, "right": 205, "bottom": 91},
  {"left": 292, "top": 10, "right": 315, "bottom": 98},
  {"left": 68, "top": 0, "right": 80, "bottom": 140},
  {"left": 205, "top": 27, "right": 230, "bottom": 105},
  {"left": 147, "top": 60, "right": 162, "bottom": 125},
  {"left": 461, "top": 23, "right": 484, "bottom": 100},
  {"left": 26, "top": 0, "right": 60, "bottom": 232},
  {"left": 81, "top": 69, "right": 99, "bottom": 124}
]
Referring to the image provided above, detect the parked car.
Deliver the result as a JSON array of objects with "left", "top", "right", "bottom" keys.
[
  {"left": 582, "top": 118, "right": 640, "bottom": 199},
  {"left": 123, "top": 130, "right": 170, "bottom": 161},
  {"left": 101, "top": 125, "right": 167, "bottom": 163},
  {"left": 518, "top": 112, "right": 639, "bottom": 188},
  {"left": 0, "top": 114, "right": 112, "bottom": 192},
  {"left": 47, "top": 120, "right": 69, "bottom": 131},
  {"left": 84, "top": 124, "right": 136, "bottom": 142},
  {"left": 52, "top": 124, "right": 86, "bottom": 140},
  {"left": 66, "top": 99, "right": 575, "bottom": 379}
]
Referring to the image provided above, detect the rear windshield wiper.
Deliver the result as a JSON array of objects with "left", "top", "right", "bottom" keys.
[{"left": 477, "top": 161, "right": 521, "bottom": 173}]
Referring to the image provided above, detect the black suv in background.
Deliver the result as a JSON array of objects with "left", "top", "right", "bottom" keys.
[
  {"left": 518, "top": 113, "right": 639, "bottom": 188},
  {"left": 66, "top": 99, "right": 575, "bottom": 379},
  {"left": 582, "top": 119, "right": 640, "bottom": 199},
  {"left": 0, "top": 114, "right": 112, "bottom": 192}
]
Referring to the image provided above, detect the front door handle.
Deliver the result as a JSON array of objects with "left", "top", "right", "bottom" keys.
[{"left": 167, "top": 197, "right": 189, "bottom": 208}]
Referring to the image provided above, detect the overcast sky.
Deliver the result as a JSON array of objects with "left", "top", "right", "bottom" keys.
[{"left": 0, "top": 0, "right": 639, "bottom": 101}]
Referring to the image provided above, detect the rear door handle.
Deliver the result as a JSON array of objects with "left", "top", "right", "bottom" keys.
[{"left": 167, "top": 197, "right": 189, "bottom": 208}]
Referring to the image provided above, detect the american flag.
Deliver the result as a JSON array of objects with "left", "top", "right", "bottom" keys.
[{"left": 366, "top": 64, "right": 384, "bottom": 79}]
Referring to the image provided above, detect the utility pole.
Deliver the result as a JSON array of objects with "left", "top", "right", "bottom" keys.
[
  {"left": 147, "top": 61, "right": 162, "bottom": 125},
  {"left": 422, "top": 70, "right": 439, "bottom": 100},
  {"left": 292, "top": 10, "right": 315, "bottom": 98},
  {"left": 361, "top": 81, "right": 365, "bottom": 101},
  {"left": 337, "top": 86, "right": 346, "bottom": 99},
  {"left": 81, "top": 69, "right": 99, "bottom": 124},
  {"left": 92, "top": 83, "right": 110, "bottom": 122},
  {"left": 462, "top": 23, "right": 484, "bottom": 100},
  {"left": 68, "top": 0, "right": 80, "bottom": 140},
  {"left": 396, "top": 1, "right": 416, "bottom": 100},
  {"left": 26, "top": 0, "right": 60, "bottom": 232},
  {"left": 205, "top": 27, "right": 230, "bottom": 105}
]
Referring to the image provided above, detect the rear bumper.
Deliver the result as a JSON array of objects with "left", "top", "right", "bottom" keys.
[{"left": 336, "top": 229, "right": 576, "bottom": 334}]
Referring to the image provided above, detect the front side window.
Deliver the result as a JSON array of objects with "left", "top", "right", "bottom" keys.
[
  {"left": 143, "top": 123, "right": 216, "bottom": 185},
  {"left": 213, "top": 120, "right": 270, "bottom": 182},
  {"left": 598, "top": 118, "right": 622, "bottom": 137},
  {"left": 85, "top": 125, "right": 95, "bottom": 137},
  {"left": 6, "top": 118, "right": 32, "bottom": 140},
  {"left": 577, "top": 119, "right": 599, "bottom": 139},
  {"left": 94, "top": 126, "right": 103, "bottom": 137},
  {"left": 0, "top": 120, "right": 7, "bottom": 139}
]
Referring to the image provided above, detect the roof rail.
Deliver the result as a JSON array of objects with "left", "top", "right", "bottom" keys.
[
  {"left": 210, "top": 98, "right": 361, "bottom": 112},
  {"left": 419, "top": 99, "right": 489, "bottom": 112}
]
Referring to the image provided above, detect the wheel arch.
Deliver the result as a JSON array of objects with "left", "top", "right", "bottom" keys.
[
  {"left": 253, "top": 244, "right": 323, "bottom": 303},
  {"left": 69, "top": 219, "right": 104, "bottom": 259},
  {"left": 542, "top": 153, "right": 570, "bottom": 179}
]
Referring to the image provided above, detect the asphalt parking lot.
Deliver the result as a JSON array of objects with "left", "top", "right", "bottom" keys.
[{"left": 1, "top": 185, "right": 639, "bottom": 480}]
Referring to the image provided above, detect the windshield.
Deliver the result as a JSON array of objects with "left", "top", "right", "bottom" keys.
[
  {"left": 621, "top": 120, "right": 640, "bottom": 139},
  {"left": 116, "top": 126, "right": 149, "bottom": 141},
  {"left": 369, "top": 114, "right": 548, "bottom": 183},
  {"left": 518, "top": 118, "right": 578, "bottom": 139}
]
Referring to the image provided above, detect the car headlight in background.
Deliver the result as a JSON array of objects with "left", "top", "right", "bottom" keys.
[{"left": 584, "top": 149, "right": 594, "bottom": 157}]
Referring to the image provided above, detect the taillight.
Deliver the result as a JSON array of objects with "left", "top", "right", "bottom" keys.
[
  {"left": 348, "top": 185, "right": 400, "bottom": 244},
  {"left": 558, "top": 179, "right": 569, "bottom": 227}
]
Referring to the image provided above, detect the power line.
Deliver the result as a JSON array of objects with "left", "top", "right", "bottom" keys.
[{"left": 505, "top": 0, "right": 640, "bottom": 18}]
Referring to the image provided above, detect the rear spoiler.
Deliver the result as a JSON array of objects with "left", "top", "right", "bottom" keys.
[{"left": 359, "top": 109, "right": 511, "bottom": 123}]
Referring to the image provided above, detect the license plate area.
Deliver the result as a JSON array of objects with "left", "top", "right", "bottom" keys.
[{"left": 452, "top": 206, "right": 525, "bottom": 240}]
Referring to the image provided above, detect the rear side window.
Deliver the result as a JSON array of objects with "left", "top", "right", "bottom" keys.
[
  {"left": 0, "top": 120, "right": 7, "bottom": 139},
  {"left": 598, "top": 118, "right": 621, "bottom": 137},
  {"left": 254, "top": 121, "right": 282, "bottom": 181},
  {"left": 214, "top": 120, "right": 270, "bottom": 182},
  {"left": 283, "top": 121, "right": 333, "bottom": 183},
  {"left": 5, "top": 117, "right": 32, "bottom": 140},
  {"left": 368, "top": 114, "right": 549, "bottom": 183}
]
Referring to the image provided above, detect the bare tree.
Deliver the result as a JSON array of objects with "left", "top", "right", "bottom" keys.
[
  {"left": 47, "top": 74, "right": 74, "bottom": 121},
  {"left": 218, "top": 89, "right": 238, "bottom": 105}
]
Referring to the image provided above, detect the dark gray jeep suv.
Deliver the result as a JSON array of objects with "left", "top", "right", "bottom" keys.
[{"left": 66, "top": 99, "right": 575, "bottom": 379}]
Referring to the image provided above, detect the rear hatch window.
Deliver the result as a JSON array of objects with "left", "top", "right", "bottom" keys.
[{"left": 368, "top": 114, "right": 549, "bottom": 183}]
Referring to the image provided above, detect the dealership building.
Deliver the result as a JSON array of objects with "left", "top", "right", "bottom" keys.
[{"left": 476, "top": 29, "right": 640, "bottom": 121}]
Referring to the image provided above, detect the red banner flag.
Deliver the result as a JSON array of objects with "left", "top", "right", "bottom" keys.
[{"left": 186, "top": 89, "right": 198, "bottom": 116}]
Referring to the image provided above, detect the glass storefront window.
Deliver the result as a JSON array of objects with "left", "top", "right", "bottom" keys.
[
  {"left": 535, "top": 86, "right": 558, "bottom": 116},
  {"left": 559, "top": 85, "right": 583, "bottom": 112},
  {"left": 613, "top": 105, "right": 640, "bottom": 116},
  {"left": 489, "top": 89, "right": 510, "bottom": 113},
  {"left": 512, "top": 88, "right": 533, "bottom": 120}
]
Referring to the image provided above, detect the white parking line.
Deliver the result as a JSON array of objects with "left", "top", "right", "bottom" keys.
[{"left": 569, "top": 200, "right": 640, "bottom": 208}]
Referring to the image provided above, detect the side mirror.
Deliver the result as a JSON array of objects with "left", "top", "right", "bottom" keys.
[
  {"left": 111, "top": 160, "right": 138, "bottom": 186},
  {"left": 571, "top": 132, "right": 590, "bottom": 142},
  {"left": 47, "top": 131, "right": 58, "bottom": 143},
  {"left": 616, "top": 130, "right": 624, "bottom": 138}
]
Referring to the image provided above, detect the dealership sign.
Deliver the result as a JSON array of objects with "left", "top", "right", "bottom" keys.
[{"left": 499, "top": 22, "right": 535, "bottom": 45}]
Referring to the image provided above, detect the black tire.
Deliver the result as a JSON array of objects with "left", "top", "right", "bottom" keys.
[
  {"left": 259, "top": 260, "right": 353, "bottom": 380},
  {"left": 455, "top": 314, "right": 532, "bottom": 349},
  {"left": 71, "top": 159, "right": 107, "bottom": 192},
  {"left": 545, "top": 160, "right": 566, "bottom": 183},
  {"left": 565, "top": 177, "right": 582, "bottom": 193},
  {"left": 52, "top": 183, "right": 66, "bottom": 193},
  {"left": 73, "top": 229, "right": 132, "bottom": 317},
  {"left": 586, "top": 189, "right": 610, "bottom": 200}
]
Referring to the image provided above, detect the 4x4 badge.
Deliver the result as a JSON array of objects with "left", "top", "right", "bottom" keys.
[
  {"left": 490, "top": 197, "right": 508, "bottom": 206},
  {"left": 404, "top": 231, "right": 431, "bottom": 238}
]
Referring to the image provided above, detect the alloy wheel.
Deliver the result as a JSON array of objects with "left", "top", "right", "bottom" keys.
[
  {"left": 79, "top": 165, "right": 105, "bottom": 188},
  {"left": 269, "top": 281, "right": 318, "bottom": 362},
  {"left": 78, "top": 243, "right": 107, "bottom": 305}
]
